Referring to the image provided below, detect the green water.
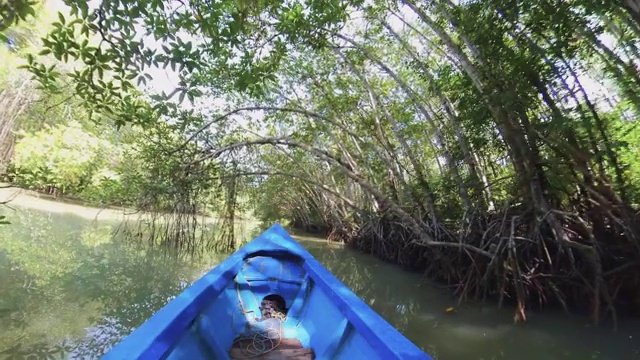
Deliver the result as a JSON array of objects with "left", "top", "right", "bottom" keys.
[{"left": 0, "top": 207, "right": 639, "bottom": 359}]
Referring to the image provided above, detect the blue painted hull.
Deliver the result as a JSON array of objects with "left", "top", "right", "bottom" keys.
[{"left": 103, "top": 223, "right": 432, "bottom": 359}]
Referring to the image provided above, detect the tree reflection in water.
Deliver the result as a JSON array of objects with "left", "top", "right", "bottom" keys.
[
  {"left": 0, "top": 208, "right": 223, "bottom": 359},
  {"left": 299, "top": 238, "right": 640, "bottom": 360},
  {"left": 304, "top": 239, "right": 420, "bottom": 338}
]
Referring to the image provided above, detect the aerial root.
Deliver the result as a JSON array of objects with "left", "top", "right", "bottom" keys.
[{"left": 318, "top": 203, "right": 640, "bottom": 326}]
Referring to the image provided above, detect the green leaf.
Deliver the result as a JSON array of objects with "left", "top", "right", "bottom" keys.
[{"left": 79, "top": 1, "right": 89, "bottom": 17}]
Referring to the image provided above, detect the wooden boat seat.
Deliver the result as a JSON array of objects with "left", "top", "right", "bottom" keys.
[{"left": 229, "top": 338, "right": 315, "bottom": 359}]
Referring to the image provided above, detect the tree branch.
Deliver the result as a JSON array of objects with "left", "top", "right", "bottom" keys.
[
  {"left": 206, "top": 136, "right": 493, "bottom": 258},
  {"left": 169, "top": 105, "right": 361, "bottom": 155}
]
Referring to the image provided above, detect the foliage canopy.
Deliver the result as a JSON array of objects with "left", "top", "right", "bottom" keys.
[{"left": 3, "top": 0, "right": 640, "bottom": 323}]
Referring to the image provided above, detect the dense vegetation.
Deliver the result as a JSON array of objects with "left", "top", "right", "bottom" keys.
[{"left": 2, "top": 0, "right": 640, "bottom": 325}]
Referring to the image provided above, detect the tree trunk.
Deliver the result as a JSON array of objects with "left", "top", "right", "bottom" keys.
[
  {"left": 381, "top": 19, "right": 488, "bottom": 213},
  {"left": 332, "top": 32, "right": 472, "bottom": 220},
  {"left": 620, "top": 0, "right": 640, "bottom": 29}
]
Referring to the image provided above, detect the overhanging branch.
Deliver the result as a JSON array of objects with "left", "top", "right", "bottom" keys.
[
  {"left": 234, "top": 170, "right": 364, "bottom": 212},
  {"left": 170, "top": 106, "right": 361, "bottom": 155},
  {"left": 205, "top": 137, "right": 493, "bottom": 258}
]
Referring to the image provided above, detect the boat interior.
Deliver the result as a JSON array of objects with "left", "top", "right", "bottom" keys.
[{"left": 164, "top": 250, "right": 381, "bottom": 359}]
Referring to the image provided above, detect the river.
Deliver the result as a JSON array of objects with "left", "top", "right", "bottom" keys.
[{"left": 0, "top": 189, "right": 639, "bottom": 359}]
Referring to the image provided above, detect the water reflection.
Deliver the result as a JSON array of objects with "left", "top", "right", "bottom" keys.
[
  {"left": 0, "top": 208, "right": 223, "bottom": 359},
  {"left": 0, "top": 213, "right": 639, "bottom": 360},
  {"left": 300, "top": 237, "right": 640, "bottom": 360}
]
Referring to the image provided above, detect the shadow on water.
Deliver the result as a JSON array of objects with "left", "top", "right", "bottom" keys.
[
  {"left": 0, "top": 210, "right": 639, "bottom": 360},
  {"left": 297, "top": 235, "right": 640, "bottom": 360}
]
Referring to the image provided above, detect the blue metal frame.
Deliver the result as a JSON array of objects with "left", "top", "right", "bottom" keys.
[{"left": 103, "top": 223, "right": 431, "bottom": 359}]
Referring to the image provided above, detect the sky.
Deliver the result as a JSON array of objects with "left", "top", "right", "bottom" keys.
[{"left": 45, "top": 0, "right": 622, "bottom": 122}]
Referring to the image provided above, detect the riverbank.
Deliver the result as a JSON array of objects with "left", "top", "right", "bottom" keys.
[
  {"left": 0, "top": 185, "right": 136, "bottom": 222},
  {"left": 0, "top": 185, "right": 254, "bottom": 225},
  {"left": 0, "top": 185, "right": 262, "bottom": 251}
]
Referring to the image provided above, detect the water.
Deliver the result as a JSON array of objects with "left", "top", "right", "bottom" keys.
[
  {"left": 0, "top": 202, "right": 639, "bottom": 359},
  {"left": 302, "top": 240, "right": 640, "bottom": 359}
]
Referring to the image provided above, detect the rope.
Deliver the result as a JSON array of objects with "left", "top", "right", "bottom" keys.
[
  {"left": 230, "top": 324, "right": 283, "bottom": 359},
  {"left": 231, "top": 260, "right": 290, "bottom": 359}
]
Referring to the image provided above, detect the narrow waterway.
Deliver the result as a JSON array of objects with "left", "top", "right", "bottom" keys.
[{"left": 0, "top": 192, "right": 638, "bottom": 359}]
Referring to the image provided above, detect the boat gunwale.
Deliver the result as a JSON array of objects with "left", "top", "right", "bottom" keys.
[
  {"left": 102, "top": 223, "right": 431, "bottom": 360},
  {"left": 300, "top": 255, "right": 430, "bottom": 359},
  {"left": 103, "top": 252, "right": 245, "bottom": 359}
]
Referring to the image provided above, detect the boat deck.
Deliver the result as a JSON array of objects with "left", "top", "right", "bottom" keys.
[{"left": 229, "top": 338, "right": 315, "bottom": 359}]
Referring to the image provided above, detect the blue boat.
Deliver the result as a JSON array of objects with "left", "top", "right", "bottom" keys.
[{"left": 104, "top": 223, "right": 431, "bottom": 360}]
